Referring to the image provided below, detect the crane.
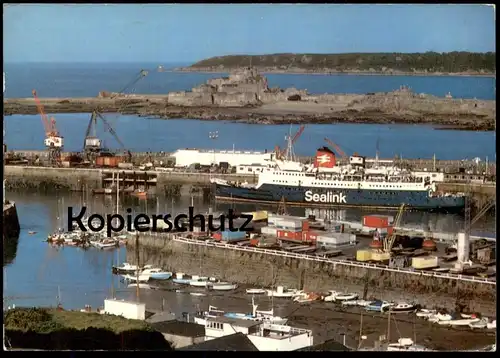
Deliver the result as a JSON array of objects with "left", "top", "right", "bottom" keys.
[
  {"left": 32, "top": 89, "right": 63, "bottom": 166},
  {"left": 324, "top": 137, "right": 348, "bottom": 159},
  {"left": 275, "top": 124, "right": 305, "bottom": 161},
  {"left": 383, "top": 204, "right": 406, "bottom": 254},
  {"left": 83, "top": 69, "right": 149, "bottom": 163}
]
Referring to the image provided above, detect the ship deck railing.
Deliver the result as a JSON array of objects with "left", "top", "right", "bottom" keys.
[{"left": 138, "top": 232, "right": 496, "bottom": 286}]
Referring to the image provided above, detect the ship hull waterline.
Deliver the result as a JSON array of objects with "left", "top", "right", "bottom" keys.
[{"left": 214, "top": 184, "right": 465, "bottom": 213}]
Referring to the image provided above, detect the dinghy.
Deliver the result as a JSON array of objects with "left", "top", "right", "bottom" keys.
[
  {"left": 324, "top": 290, "right": 358, "bottom": 302},
  {"left": 266, "top": 286, "right": 299, "bottom": 298},
  {"left": 246, "top": 288, "right": 267, "bottom": 295},
  {"left": 212, "top": 282, "right": 238, "bottom": 291},
  {"left": 387, "top": 338, "right": 433, "bottom": 351},
  {"left": 294, "top": 292, "right": 321, "bottom": 303},
  {"left": 416, "top": 309, "right": 437, "bottom": 318},
  {"left": 428, "top": 312, "right": 452, "bottom": 323},
  {"left": 112, "top": 263, "right": 137, "bottom": 274},
  {"left": 487, "top": 320, "right": 496, "bottom": 329},
  {"left": 469, "top": 318, "right": 489, "bottom": 329},
  {"left": 122, "top": 273, "right": 151, "bottom": 283},
  {"left": 172, "top": 272, "right": 191, "bottom": 285}
]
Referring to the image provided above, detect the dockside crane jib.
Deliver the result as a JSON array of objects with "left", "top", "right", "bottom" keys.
[{"left": 32, "top": 89, "right": 64, "bottom": 166}]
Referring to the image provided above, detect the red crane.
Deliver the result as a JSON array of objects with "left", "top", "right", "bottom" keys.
[
  {"left": 324, "top": 137, "right": 347, "bottom": 159},
  {"left": 32, "top": 89, "right": 63, "bottom": 165},
  {"left": 275, "top": 124, "right": 305, "bottom": 160}
]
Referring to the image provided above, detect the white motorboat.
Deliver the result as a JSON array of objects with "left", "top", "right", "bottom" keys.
[
  {"left": 212, "top": 282, "right": 238, "bottom": 291},
  {"left": 127, "top": 283, "right": 150, "bottom": 289},
  {"left": 428, "top": 312, "right": 452, "bottom": 323},
  {"left": 294, "top": 292, "right": 321, "bottom": 303},
  {"left": 122, "top": 273, "right": 151, "bottom": 283},
  {"left": 416, "top": 309, "right": 437, "bottom": 318},
  {"left": 92, "top": 240, "right": 118, "bottom": 249},
  {"left": 387, "top": 338, "right": 433, "bottom": 351},
  {"left": 324, "top": 290, "right": 358, "bottom": 302},
  {"left": 190, "top": 275, "right": 211, "bottom": 287},
  {"left": 469, "top": 318, "right": 489, "bottom": 329},
  {"left": 246, "top": 288, "right": 267, "bottom": 295},
  {"left": 266, "top": 286, "right": 299, "bottom": 298},
  {"left": 365, "top": 300, "right": 392, "bottom": 312},
  {"left": 113, "top": 263, "right": 138, "bottom": 273},
  {"left": 355, "top": 300, "right": 372, "bottom": 307},
  {"left": 438, "top": 318, "right": 480, "bottom": 326},
  {"left": 486, "top": 320, "right": 496, "bottom": 329},
  {"left": 172, "top": 272, "right": 191, "bottom": 285},
  {"left": 389, "top": 302, "right": 417, "bottom": 313}
]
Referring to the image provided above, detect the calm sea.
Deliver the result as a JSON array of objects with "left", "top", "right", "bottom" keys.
[{"left": 3, "top": 62, "right": 496, "bottom": 100}]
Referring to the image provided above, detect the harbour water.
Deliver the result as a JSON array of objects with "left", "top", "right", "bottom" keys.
[
  {"left": 3, "top": 62, "right": 496, "bottom": 100},
  {"left": 3, "top": 190, "right": 495, "bottom": 311},
  {"left": 4, "top": 115, "right": 496, "bottom": 160}
]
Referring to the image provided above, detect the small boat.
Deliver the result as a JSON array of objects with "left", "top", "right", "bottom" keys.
[
  {"left": 141, "top": 268, "right": 172, "bottom": 280},
  {"left": 355, "top": 300, "right": 372, "bottom": 307},
  {"left": 122, "top": 273, "right": 151, "bottom": 283},
  {"left": 428, "top": 312, "right": 452, "bottom": 323},
  {"left": 92, "top": 240, "right": 118, "bottom": 249},
  {"left": 127, "top": 283, "right": 151, "bottom": 289},
  {"left": 416, "top": 309, "right": 437, "bottom": 318},
  {"left": 294, "top": 292, "right": 321, "bottom": 303},
  {"left": 486, "top": 320, "right": 496, "bottom": 329},
  {"left": 440, "top": 317, "right": 480, "bottom": 326},
  {"left": 324, "top": 290, "right": 358, "bottom": 302},
  {"left": 387, "top": 338, "right": 433, "bottom": 351},
  {"left": 190, "top": 292, "right": 207, "bottom": 297},
  {"left": 365, "top": 300, "right": 391, "bottom": 312},
  {"left": 469, "top": 318, "right": 489, "bottom": 329},
  {"left": 266, "top": 286, "right": 299, "bottom": 298},
  {"left": 190, "top": 275, "right": 211, "bottom": 287},
  {"left": 212, "top": 282, "right": 238, "bottom": 291},
  {"left": 389, "top": 302, "right": 417, "bottom": 313},
  {"left": 28, "top": 231, "right": 37, "bottom": 235},
  {"left": 113, "top": 263, "right": 138, "bottom": 273},
  {"left": 172, "top": 272, "right": 191, "bottom": 285},
  {"left": 246, "top": 288, "right": 267, "bottom": 295}
]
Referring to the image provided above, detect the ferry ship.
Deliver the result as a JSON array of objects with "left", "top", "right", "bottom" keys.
[{"left": 212, "top": 147, "right": 466, "bottom": 212}]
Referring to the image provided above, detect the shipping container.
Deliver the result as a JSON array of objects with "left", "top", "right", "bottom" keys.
[
  {"left": 371, "top": 252, "right": 391, "bottom": 261},
  {"left": 221, "top": 230, "right": 247, "bottom": 241},
  {"left": 317, "top": 233, "right": 356, "bottom": 247},
  {"left": 212, "top": 232, "right": 222, "bottom": 241},
  {"left": 412, "top": 256, "right": 439, "bottom": 270},
  {"left": 261, "top": 226, "right": 278, "bottom": 236},
  {"left": 356, "top": 250, "right": 372, "bottom": 262},
  {"left": 363, "top": 215, "right": 394, "bottom": 228},
  {"left": 277, "top": 230, "right": 303, "bottom": 241}
]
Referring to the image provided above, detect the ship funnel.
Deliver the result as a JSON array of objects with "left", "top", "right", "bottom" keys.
[{"left": 314, "top": 146, "right": 336, "bottom": 168}]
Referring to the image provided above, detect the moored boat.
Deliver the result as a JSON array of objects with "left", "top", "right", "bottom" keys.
[
  {"left": 142, "top": 268, "right": 172, "bottom": 280},
  {"left": 324, "top": 290, "right": 358, "bottom": 302},
  {"left": 389, "top": 302, "right": 417, "bottom": 313},
  {"left": 365, "top": 300, "right": 392, "bottom": 312},
  {"left": 266, "top": 286, "right": 299, "bottom": 298},
  {"left": 246, "top": 288, "right": 267, "bottom": 295},
  {"left": 172, "top": 272, "right": 192, "bottom": 285},
  {"left": 112, "top": 262, "right": 138, "bottom": 273},
  {"left": 211, "top": 282, "right": 238, "bottom": 291}
]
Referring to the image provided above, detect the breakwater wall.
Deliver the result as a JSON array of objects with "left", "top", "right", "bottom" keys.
[
  {"left": 3, "top": 202, "right": 20, "bottom": 240},
  {"left": 3, "top": 165, "right": 255, "bottom": 195},
  {"left": 128, "top": 234, "right": 496, "bottom": 316}
]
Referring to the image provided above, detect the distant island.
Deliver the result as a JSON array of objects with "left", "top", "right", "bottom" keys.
[{"left": 176, "top": 52, "right": 496, "bottom": 76}]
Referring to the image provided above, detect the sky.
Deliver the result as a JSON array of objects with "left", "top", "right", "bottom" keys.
[{"left": 3, "top": 4, "right": 496, "bottom": 64}]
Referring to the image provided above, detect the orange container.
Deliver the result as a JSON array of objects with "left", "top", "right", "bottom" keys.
[
  {"left": 302, "top": 221, "right": 310, "bottom": 231},
  {"left": 212, "top": 232, "right": 222, "bottom": 241},
  {"left": 363, "top": 215, "right": 391, "bottom": 228}
]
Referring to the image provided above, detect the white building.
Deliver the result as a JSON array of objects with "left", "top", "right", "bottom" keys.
[
  {"left": 204, "top": 317, "right": 314, "bottom": 351},
  {"left": 103, "top": 298, "right": 146, "bottom": 320},
  {"left": 171, "top": 148, "right": 274, "bottom": 168}
]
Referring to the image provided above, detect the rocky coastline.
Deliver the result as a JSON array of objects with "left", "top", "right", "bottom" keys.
[{"left": 4, "top": 68, "right": 495, "bottom": 131}]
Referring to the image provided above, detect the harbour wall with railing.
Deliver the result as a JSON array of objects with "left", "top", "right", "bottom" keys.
[{"left": 127, "top": 233, "right": 496, "bottom": 316}]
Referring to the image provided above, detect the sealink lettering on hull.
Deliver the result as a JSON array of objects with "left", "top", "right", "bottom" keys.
[{"left": 305, "top": 191, "right": 347, "bottom": 204}]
